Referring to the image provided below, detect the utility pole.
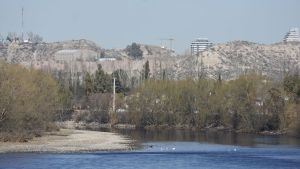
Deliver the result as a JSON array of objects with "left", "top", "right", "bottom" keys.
[
  {"left": 113, "top": 77, "right": 116, "bottom": 112},
  {"left": 112, "top": 59, "right": 116, "bottom": 113}
]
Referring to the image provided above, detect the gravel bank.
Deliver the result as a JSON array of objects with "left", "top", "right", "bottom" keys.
[{"left": 0, "top": 129, "right": 132, "bottom": 153}]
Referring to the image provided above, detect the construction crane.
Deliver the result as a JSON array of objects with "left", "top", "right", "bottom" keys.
[{"left": 159, "top": 38, "right": 175, "bottom": 52}]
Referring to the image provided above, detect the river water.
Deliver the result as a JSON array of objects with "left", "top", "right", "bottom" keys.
[{"left": 0, "top": 129, "right": 300, "bottom": 169}]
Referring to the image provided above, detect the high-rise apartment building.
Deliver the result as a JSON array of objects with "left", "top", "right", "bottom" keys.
[
  {"left": 191, "top": 38, "right": 213, "bottom": 55},
  {"left": 283, "top": 28, "right": 299, "bottom": 42}
]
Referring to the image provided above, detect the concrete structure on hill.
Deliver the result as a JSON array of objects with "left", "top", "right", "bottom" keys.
[
  {"left": 191, "top": 38, "right": 213, "bottom": 56},
  {"left": 283, "top": 28, "right": 300, "bottom": 42}
]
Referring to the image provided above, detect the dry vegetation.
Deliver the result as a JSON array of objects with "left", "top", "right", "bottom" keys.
[
  {"left": 1, "top": 58, "right": 300, "bottom": 142},
  {"left": 0, "top": 62, "right": 63, "bottom": 141},
  {"left": 119, "top": 73, "right": 300, "bottom": 135}
]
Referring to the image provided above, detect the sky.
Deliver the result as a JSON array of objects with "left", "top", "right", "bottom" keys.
[{"left": 0, "top": 0, "right": 300, "bottom": 53}]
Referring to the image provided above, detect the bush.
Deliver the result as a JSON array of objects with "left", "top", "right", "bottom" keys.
[
  {"left": 125, "top": 43, "right": 143, "bottom": 59},
  {"left": 124, "top": 74, "right": 290, "bottom": 132},
  {"left": 0, "top": 62, "right": 63, "bottom": 141}
]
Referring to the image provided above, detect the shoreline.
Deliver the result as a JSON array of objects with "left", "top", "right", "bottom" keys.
[
  {"left": 0, "top": 129, "right": 133, "bottom": 153},
  {"left": 56, "top": 121, "right": 294, "bottom": 137}
]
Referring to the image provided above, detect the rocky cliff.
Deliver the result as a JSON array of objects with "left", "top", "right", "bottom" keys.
[
  {"left": 0, "top": 39, "right": 174, "bottom": 82},
  {"left": 1, "top": 39, "right": 299, "bottom": 81},
  {"left": 0, "top": 39, "right": 102, "bottom": 63},
  {"left": 174, "top": 41, "right": 300, "bottom": 80}
]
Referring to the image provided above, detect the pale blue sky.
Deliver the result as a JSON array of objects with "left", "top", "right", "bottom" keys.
[{"left": 1, "top": 0, "right": 299, "bottom": 53}]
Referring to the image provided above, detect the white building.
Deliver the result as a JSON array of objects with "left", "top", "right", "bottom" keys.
[
  {"left": 191, "top": 38, "right": 213, "bottom": 55},
  {"left": 283, "top": 28, "right": 299, "bottom": 42},
  {"left": 98, "top": 58, "right": 117, "bottom": 61}
]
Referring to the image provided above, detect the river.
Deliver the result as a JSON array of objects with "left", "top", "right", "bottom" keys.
[{"left": 0, "top": 129, "right": 300, "bottom": 169}]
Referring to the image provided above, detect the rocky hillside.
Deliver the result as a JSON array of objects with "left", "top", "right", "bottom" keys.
[
  {"left": 0, "top": 39, "right": 102, "bottom": 63},
  {"left": 0, "top": 39, "right": 174, "bottom": 81},
  {"left": 174, "top": 41, "right": 300, "bottom": 80},
  {"left": 1, "top": 39, "right": 300, "bottom": 81}
]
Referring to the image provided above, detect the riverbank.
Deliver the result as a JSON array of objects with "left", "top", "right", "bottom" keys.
[
  {"left": 54, "top": 121, "right": 300, "bottom": 140},
  {"left": 56, "top": 121, "right": 294, "bottom": 136},
  {"left": 0, "top": 129, "right": 132, "bottom": 153},
  {"left": 141, "top": 124, "right": 290, "bottom": 136}
]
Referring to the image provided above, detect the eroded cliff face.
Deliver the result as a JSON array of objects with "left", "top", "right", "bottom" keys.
[
  {"left": 1, "top": 39, "right": 101, "bottom": 63},
  {"left": 0, "top": 40, "right": 175, "bottom": 80},
  {"left": 0, "top": 40, "right": 102, "bottom": 85},
  {"left": 175, "top": 41, "right": 300, "bottom": 80},
  {"left": 1, "top": 39, "right": 300, "bottom": 81}
]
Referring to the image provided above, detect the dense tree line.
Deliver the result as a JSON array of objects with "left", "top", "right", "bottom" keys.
[
  {"left": 4, "top": 59, "right": 296, "bottom": 139},
  {"left": 119, "top": 73, "right": 300, "bottom": 135},
  {"left": 64, "top": 62, "right": 299, "bottom": 135},
  {"left": 0, "top": 62, "right": 64, "bottom": 141},
  {"left": 283, "top": 74, "right": 300, "bottom": 135}
]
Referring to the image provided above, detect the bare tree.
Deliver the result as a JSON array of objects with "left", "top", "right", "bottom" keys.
[
  {"left": 6, "top": 32, "right": 18, "bottom": 42},
  {"left": 27, "top": 32, "right": 43, "bottom": 43}
]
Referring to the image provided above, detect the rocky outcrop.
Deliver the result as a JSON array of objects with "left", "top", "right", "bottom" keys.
[
  {"left": 174, "top": 41, "right": 300, "bottom": 80},
  {"left": 1, "top": 39, "right": 300, "bottom": 81},
  {"left": 0, "top": 39, "right": 102, "bottom": 63}
]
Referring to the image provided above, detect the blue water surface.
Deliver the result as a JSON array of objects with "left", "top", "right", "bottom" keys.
[{"left": 0, "top": 141, "right": 300, "bottom": 169}]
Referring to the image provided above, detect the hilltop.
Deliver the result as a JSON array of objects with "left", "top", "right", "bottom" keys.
[
  {"left": 0, "top": 39, "right": 175, "bottom": 82},
  {"left": 1, "top": 39, "right": 300, "bottom": 81},
  {"left": 174, "top": 41, "right": 300, "bottom": 80}
]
